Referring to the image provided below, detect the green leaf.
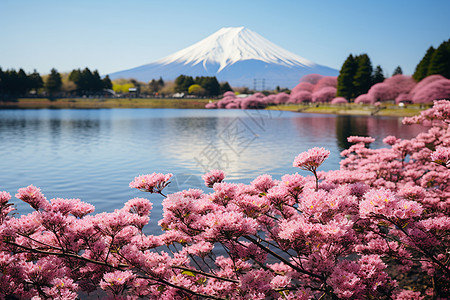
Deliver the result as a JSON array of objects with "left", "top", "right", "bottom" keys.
[{"left": 182, "top": 270, "right": 196, "bottom": 277}]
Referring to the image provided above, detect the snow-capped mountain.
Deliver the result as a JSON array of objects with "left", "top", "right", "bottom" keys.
[{"left": 109, "top": 27, "right": 338, "bottom": 89}]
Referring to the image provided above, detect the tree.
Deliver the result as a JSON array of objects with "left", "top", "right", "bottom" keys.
[
  {"left": 102, "top": 75, "right": 113, "bottom": 90},
  {"left": 220, "top": 82, "right": 232, "bottom": 94},
  {"left": 188, "top": 84, "right": 205, "bottom": 96},
  {"left": 28, "top": 69, "right": 43, "bottom": 93},
  {"left": 149, "top": 77, "right": 165, "bottom": 94},
  {"left": 44, "top": 68, "right": 62, "bottom": 97},
  {"left": 195, "top": 76, "right": 220, "bottom": 96},
  {"left": 427, "top": 39, "right": 450, "bottom": 79},
  {"left": 372, "top": 65, "right": 385, "bottom": 85},
  {"left": 175, "top": 75, "right": 194, "bottom": 93},
  {"left": 413, "top": 46, "right": 435, "bottom": 81},
  {"left": 392, "top": 66, "right": 403, "bottom": 76},
  {"left": 353, "top": 54, "right": 373, "bottom": 97},
  {"left": 337, "top": 54, "right": 357, "bottom": 99}
]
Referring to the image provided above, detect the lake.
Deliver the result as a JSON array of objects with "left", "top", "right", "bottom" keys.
[{"left": 0, "top": 108, "right": 425, "bottom": 234}]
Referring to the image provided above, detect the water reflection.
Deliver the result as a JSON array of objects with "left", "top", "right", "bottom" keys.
[
  {"left": 335, "top": 116, "right": 369, "bottom": 150},
  {"left": 0, "top": 109, "right": 426, "bottom": 220}
]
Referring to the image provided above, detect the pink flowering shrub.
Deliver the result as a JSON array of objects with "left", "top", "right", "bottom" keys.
[
  {"left": 355, "top": 93, "right": 375, "bottom": 104},
  {"left": 312, "top": 87, "right": 337, "bottom": 103},
  {"left": 1, "top": 100, "right": 450, "bottom": 299},
  {"left": 368, "top": 75, "right": 416, "bottom": 102},
  {"left": 330, "top": 97, "right": 348, "bottom": 104},
  {"left": 291, "top": 81, "right": 314, "bottom": 94},
  {"left": 412, "top": 78, "right": 450, "bottom": 103},
  {"left": 313, "top": 76, "right": 337, "bottom": 92},
  {"left": 288, "top": 91, "right": 313, "bottom": 104}
]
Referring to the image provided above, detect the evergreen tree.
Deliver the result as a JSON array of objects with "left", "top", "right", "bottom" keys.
[
  {"left": 196, "top": 76, "right": 220, "bottom": 96},
  {"left": 149, "top": 77, "right": 165, "bottom": 93},
  {"left": 392, "top": 66, "right": 403, "bottom": 76},
  {"left": 220, "top": 82, "right": 232, "bottom": 94},
  {"left": 17, "top": 69, "right": 29, "bottom": 95},
  {"left": 427, "top": 39, "right": 450, "bottom": 79},
  {"left": 413, "top": 46, "right": 435, "bottom": 81},
  {"left": 28, "top": 69, "right": 43, "bottom": 93},
  {"left": 372, "top": 65, "right": 385, "bottom": 85},
  {"left": 337, "top": 54, "right": 358, "bottom": 99},
  {"left": 102, "top": 75, "right": 113, "bottom": 90},
  {"left": 45, "top": 68, "right": 62, "bottom": 96},
  {"left": 353, "top": 54, "right": 373, "bottom": 97},
  {"left": 175, "top": 75, "right": 194, "bottom": 93}
]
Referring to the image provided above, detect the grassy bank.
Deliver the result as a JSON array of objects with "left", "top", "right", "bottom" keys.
[
  {"left": 267, "top": 103, "right": 429, "bottom": 117},
  {"left": 0, "top": 98, "right": 213, "bottom": 109},
  {"left": 0, "top": 98, "right": 429, "bottom": 117}
]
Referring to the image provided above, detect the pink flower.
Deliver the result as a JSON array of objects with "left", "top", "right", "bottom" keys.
[
  {"left": 251, "top": 174, "right": 275, "bottom": 193},
  {"left": 293, "top": 147, "right": 330, "bottom": 172},
  {"left": 0, "top": 191, "right": 11, "bottom": 205},
  {"left": 201, "top": 169, "right": 225, "bottom": 188},
  {"left": 430, "top": 146, "right": 450, "bottom": 168},
  {"left": 122, "top": 197, "right": 152, "bottom": 217},
  {"left": 100, "top": 270, "right": 136, "bottom": 295},
  {"left": 129, "top": 173, "right": 172, "bottom": 193},
  {"left": 15, "top": 185, "right": 48, "bottom": 210}
]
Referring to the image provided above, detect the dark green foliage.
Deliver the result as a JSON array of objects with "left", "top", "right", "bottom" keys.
[
  {"left": 0, "top": 68, "right": 42, "bottom": 97},
  {"left": 220, "top": 82, "right": 233, "bottom": 94},
  {"left": 427, "top": 39, "right": 450, "bottom": 79},
  {"left": 392, "top": 66, "right": 403, "bottom": 76},
  {"left": 102, "top": 75, "right": 113, "bottom": 90},
  {"left": 413, "top": 47, "right": 435, "bottom": 81},
  {"left": 372, "top": 65, "right": 385, "bottom": 85},
  {"left": 45, "top": 68, "right": 62, "bottom": 95},
  {"left": 353, "top": 54, "right": 373, "bottom": 96},
  {"left": 175, "top": 75, "right": 194, "bottom": 93},
  {"left": 175, "top": 75, "right": 222, "bottom": 96},
  {"left": 149, "top": 77, "right": 165, "bottom": 93},
  {"left": 337, "top": 54, "right": 358, "bottom": 99},
  {"left": 195, "top": 76, "right": 220, "bottom": 96},
  {"left": 69, "top": 67, "right": 109, "bottom": 95},
  {"left": 29, "top": 70, "right": 44, "bottom": 92}
]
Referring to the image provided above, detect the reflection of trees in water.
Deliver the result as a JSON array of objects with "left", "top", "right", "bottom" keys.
[
  {"left": 335, "top": 116, "right": 427, "bottom": 151},
  {"left": 335, "top": 116, "right": 369, "bottom": 151}
]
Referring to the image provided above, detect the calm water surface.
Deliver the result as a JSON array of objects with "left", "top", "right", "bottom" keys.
[{"left": 0, "top": 108, "right": 425, "bottom": 233}]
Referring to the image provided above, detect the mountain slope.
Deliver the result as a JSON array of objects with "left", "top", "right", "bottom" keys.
[{"left": 109, "top": 27, "right": 338, "bottom": 88}]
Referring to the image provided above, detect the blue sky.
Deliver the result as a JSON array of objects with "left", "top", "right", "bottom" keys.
[{"left": 1, "top": 0, "right": 449, "bottom": 77}]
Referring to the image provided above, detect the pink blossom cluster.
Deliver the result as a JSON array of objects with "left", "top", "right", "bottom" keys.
[
  {"left": 354, "top": 74, "right": 450, "bottom": 104},
  {"left": 0, "top": 100, "right": 449, "bottom": 299},
  {"left": 206, "top": 74, "right": 339, "bottom": 109},
  {"left": 129, "top": 172, "right": 173, "bottom": 194}
]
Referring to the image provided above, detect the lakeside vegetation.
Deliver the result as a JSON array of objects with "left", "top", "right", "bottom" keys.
[{"left": 0, "top": 97, "right": 430, "bottom": 117}]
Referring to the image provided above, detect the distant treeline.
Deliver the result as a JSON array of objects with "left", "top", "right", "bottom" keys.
[
  {"left": 0, "top": 66, "right": 233, "bottom": 99},
  {"left": 0, "top": 67, "right": 113, "bottom": 99}
]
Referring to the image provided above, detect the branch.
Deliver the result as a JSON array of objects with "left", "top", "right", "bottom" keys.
[
  {"left": 172, "top": 265, "right": 239, "bottom": 283},
  {"left": 243, "top": 235, "right": 324, "bottom": 281}
]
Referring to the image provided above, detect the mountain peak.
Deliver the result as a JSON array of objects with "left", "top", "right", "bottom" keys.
[
  {"left": 109, "top": 27, "right": 338, "bottom": 88},
  {"left": 157, "top": 27, "right": 315, "bottom": 72}
]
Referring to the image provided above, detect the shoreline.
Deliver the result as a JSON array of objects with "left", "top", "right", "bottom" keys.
[{"left": 0, "top": 98, "right": 428, "bottom": 117}]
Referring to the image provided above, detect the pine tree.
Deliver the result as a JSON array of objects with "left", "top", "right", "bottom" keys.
[
  {"left": 337, "top": 54, "right": 358, "bottom": 100},
  {"left": 392, "top": 66, "right": 403, "bottom": 76},
  {"left": 45, "top": 68, "right": 62, "bottom": 97},
  {"left": 29, "top": 70, "right": 43, "bottom": 93},
  {"left": 353, "top": 54, "right": 373, "bottom": 97},
  {"left": 372, "top": 65, "right": 385, "bottom": 85},
  {"left": 413, "top": 46, "right": 435, "bottom": 81},
  {"left": 102, "top": 75, "right": 113, "bottom": 90},
  {"left": 427, "top": 39, "right": 450, "bottom": 79}
]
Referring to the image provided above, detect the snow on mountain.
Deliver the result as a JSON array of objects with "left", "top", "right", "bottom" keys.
[{"left": 109, "top": 27, "right": 338, "bottom": 88}]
